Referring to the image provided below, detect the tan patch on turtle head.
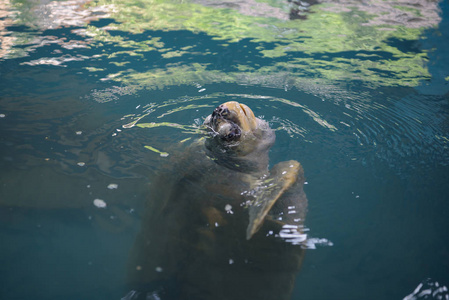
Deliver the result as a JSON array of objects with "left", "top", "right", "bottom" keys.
[{"left": 221, "top": 101, "right": 258, "bottom": 133}]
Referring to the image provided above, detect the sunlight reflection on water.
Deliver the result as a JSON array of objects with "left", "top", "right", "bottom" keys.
[{"left": 1, "top": 0, "right": 449, "bottom": 299}]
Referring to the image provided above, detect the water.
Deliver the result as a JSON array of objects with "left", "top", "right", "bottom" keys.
[{"left": 1, "top": 0, "right": 449, "bottom": 299}]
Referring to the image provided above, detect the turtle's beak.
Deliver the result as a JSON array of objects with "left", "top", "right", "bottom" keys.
[{"left": 215, "top": 120, "right": 241, "bottom": 141}]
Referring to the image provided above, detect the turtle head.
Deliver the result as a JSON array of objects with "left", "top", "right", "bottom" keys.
[
  {"left": 204, "top": 101, "right": 274, "bottom": 158},
  {"left": 205, "top": 101, "right": 257, "bottom": 143}
]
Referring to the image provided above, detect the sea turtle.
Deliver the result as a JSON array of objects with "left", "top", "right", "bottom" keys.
[{"left": 126, "top": 101, "right": 308, "bottom": 300}]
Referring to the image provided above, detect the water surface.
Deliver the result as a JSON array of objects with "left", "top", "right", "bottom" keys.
[{"left": 1, "top": 0, "right": 449, "bottom": 299}]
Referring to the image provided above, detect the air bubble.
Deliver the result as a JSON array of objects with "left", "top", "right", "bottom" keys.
[{"left": 93, "top": 199, "right": 107, "bottom": 208}]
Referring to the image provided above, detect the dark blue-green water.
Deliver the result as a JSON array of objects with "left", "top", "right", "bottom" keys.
[{"left": 1, "top": 0, "right": 449, "bottom": 299}]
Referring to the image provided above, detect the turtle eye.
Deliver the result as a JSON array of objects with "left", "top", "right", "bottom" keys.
[
  {"left": 212, "top": 105, "right": 228, "bottom": 117},
  {"left": 219, "top": 106, "right": 229, "bottom": 116}
]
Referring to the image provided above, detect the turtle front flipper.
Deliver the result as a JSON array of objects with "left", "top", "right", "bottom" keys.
[{"left": 247, "top": 160, "right": 304, "bottom": 240}]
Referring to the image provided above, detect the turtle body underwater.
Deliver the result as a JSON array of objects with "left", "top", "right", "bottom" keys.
[{"left": 126, "top": 101, "right": 308, "bottom": 300}]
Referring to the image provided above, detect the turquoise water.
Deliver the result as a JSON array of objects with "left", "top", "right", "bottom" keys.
[{"left": 1, "top": 0, "right": 449, "bottom": 299}]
